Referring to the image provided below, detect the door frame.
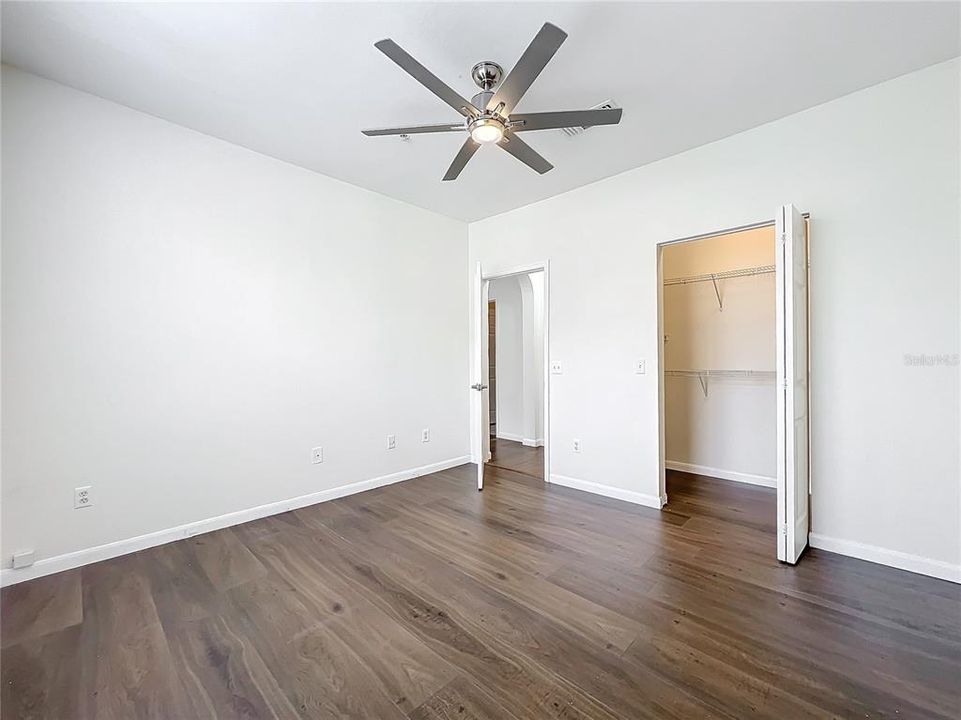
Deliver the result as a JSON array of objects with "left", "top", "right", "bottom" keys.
[
  {"left": 474, "top": 260, "right": 551, "bottom": 486},
  {"left": 655, "top": 216, "right": 810, "bottom": 552}
]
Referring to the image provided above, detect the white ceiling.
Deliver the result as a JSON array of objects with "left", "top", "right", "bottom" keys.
[{"left": 3, "top": 2, "right": 959, "bottom": 222}]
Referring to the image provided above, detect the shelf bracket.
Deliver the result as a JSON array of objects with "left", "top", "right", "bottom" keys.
[
  {"left": 710, "top": 274, "right": 723, "bottom": 311},
  {"left": 697, "top": 372, "right": 709, "bottom": 397}
]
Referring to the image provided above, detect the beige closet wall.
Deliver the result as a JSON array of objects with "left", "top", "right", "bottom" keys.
[{"left": 662, "top": 226, "right": 777, "bottom": 485}]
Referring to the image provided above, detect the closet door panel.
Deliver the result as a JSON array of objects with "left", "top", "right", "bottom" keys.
[{"left": 775, "top": 204, "right": 809, "bottom": 564}]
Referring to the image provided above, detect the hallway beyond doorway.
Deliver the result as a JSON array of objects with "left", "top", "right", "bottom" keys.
[{"left": 488, "top": 438, "right": 544, "bottom": 480}]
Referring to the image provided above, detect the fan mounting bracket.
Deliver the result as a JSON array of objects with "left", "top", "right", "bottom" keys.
[{"left": 471, "top": 61, "right": 503, "bottom": 91}]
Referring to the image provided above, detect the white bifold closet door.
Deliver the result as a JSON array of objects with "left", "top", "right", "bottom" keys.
[
  {"left": 471, "top": 261, "right": 491, "bottom": 491},
  {"left": 775, "top": 204, "right": 809, "bottom": 563}
]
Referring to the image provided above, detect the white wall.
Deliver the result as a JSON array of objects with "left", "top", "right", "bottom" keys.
[
  {"left": 663, "top": 228, "right": 777, "bottom": 485},
  {"left": 488, "top": 277, "right": 524, "bottom": 438},
  {"left": 526, "top": 271, "right": 545, "bottom": 445},
  {"left": 470, "top": 59, "right": 961, "bottom": 581},
  {"left": 1, "top": 67, "right": 470, "bottom": 583},
  {"left": 488, "top": 272, "right": 544, "bottom": 445}
]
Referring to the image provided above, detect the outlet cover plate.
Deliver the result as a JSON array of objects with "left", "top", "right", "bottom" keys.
[{"left": 74, "top": 486, "right": 93, "bottom": 509}]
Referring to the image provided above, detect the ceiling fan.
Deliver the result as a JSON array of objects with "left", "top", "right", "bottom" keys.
[{"left": 362, "top": 22, "right": 623, "bottom": 181}]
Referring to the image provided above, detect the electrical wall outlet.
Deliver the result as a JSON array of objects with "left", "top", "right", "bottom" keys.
[
  {"left": 572, "top": 438, "right": 581, "bottom": 453},
  {"left": 387, "top": 434, "right": 396, "bottom": 450},
  {"left": 74, "top": 486, "right": 93, "bottom": 509},
  {"left": 12, "top": 550, "right": 35, "bottom": 569},
  {"left": 421, "top": 428, "right": 430, "bottom": 443},
  {"left": 635, "top": 359, "right": 647, "bottom": 375},
  {"left": 311, "top": 446, "right": 324, "bottom": 464},
  {"left": 551, "top": 360, "right": 563, "bottom": 374}
]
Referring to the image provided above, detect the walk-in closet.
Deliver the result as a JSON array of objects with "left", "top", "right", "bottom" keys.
[{"left": 661, "top": 225, "right": 778, "bottom": 531}]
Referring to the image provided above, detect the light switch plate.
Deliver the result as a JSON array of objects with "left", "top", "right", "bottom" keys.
[{"left": 635, "top": 359, "right": 647, "bottom": 375}]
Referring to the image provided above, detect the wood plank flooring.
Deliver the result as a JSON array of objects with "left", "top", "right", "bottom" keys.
[
  {"left": 488, "top": 438, "right": 544, "bottom": 479},
  {"left": 2, "top": 465, "right": 959, "bottom": 719}
]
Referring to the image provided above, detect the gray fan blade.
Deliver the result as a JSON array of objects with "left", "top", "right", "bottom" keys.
[
  {"left": 487, "top": 23, "right": 567, "bottom": 116},
  {"left": 375, "top": 39, "right": 479, "bottom": 117},
  {"left": 443, "top": 138, "right": 480, "bottom": 181},
  {"left": 509, "top": 108, "right": 622, "bottom": 132},
  {"left": 498, "top": 133, "right": 553, "bottom": 174},
  {"left": 362, "top": 123, "right": 463, "bottom": 137}
]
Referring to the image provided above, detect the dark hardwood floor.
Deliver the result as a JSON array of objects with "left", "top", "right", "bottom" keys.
[
  {"left": 488, "top": 437, "right": 544, "bottom": 479},
  {"left": 2, "top": 466, "right": 959, "bottom": 719}
]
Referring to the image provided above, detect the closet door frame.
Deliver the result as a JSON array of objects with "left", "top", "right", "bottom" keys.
[{"left": 655, "top": 213, "right": 810, "bottom": 562}]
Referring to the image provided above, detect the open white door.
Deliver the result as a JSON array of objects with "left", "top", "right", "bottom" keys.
[
  {"left": 471, "top": 262, "right": 490, "bottom": 491},
  {"left": 775, "top": 204, "right": 809, "bottom": 563}
]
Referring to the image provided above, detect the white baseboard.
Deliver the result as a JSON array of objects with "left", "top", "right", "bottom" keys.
[
  {"left": 665, "top": 460, "right": 776, "bottom": 489},
  {"left": 549, "top": 473, "right": 666, "bottom": 509},
  {"left": 1, "top": 455, "right": 470, "bottom": 587},
  {"left": 809, "top": 533, "right": 960, "bottom": 584},
  {"left": 495, "top": 433, "right": 544, "bottom": 448}
]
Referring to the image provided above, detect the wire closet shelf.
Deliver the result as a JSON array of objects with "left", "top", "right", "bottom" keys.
[
  {"left": 662, "top": 264, "right": 775, "bottom": 311},
  {"left": 664, "top": 369, "right": 776, "bottom": 397},
  {"left": 662, "top": 264, "right": 775, "bottom": 286}
]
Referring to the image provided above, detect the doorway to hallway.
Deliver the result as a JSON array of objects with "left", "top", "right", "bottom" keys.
[
  {"left": 486, "top": 271, "right": 545, "bottom": 480},
  {"left": 473, "top": 264, "right": 548, "bottom": 488}
]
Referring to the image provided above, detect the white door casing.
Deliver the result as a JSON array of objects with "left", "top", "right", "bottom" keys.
[
  {"left": 473, "top": 261, "right": 551, "bottom": 489},
  {"left": 471, "top": 261, "right": 490, "bottom": 490}
]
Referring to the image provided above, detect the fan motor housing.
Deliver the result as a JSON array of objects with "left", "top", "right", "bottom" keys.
[{"left": 471, "top": 90, "right": 495, "bottom": 114}]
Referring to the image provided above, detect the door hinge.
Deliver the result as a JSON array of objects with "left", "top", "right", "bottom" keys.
[{"left": 779, "top": 524, "right": 788, "bottom": 537}]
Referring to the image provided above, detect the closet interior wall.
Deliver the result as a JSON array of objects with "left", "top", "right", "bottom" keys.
[{"left": 662, "top": 226, "right": 777, "bottom": 486}]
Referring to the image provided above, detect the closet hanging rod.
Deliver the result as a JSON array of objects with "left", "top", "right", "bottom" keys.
[{"left": 663, "top": 264, "right": 775, "bottom": 286}]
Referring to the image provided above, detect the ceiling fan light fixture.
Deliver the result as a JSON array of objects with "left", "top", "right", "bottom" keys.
[
  {"left": 364, "top": 23, "right": 622, "bottom": 179},
  {"left": 469, "top": 117, "right": 505, "bottom": 144}
]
